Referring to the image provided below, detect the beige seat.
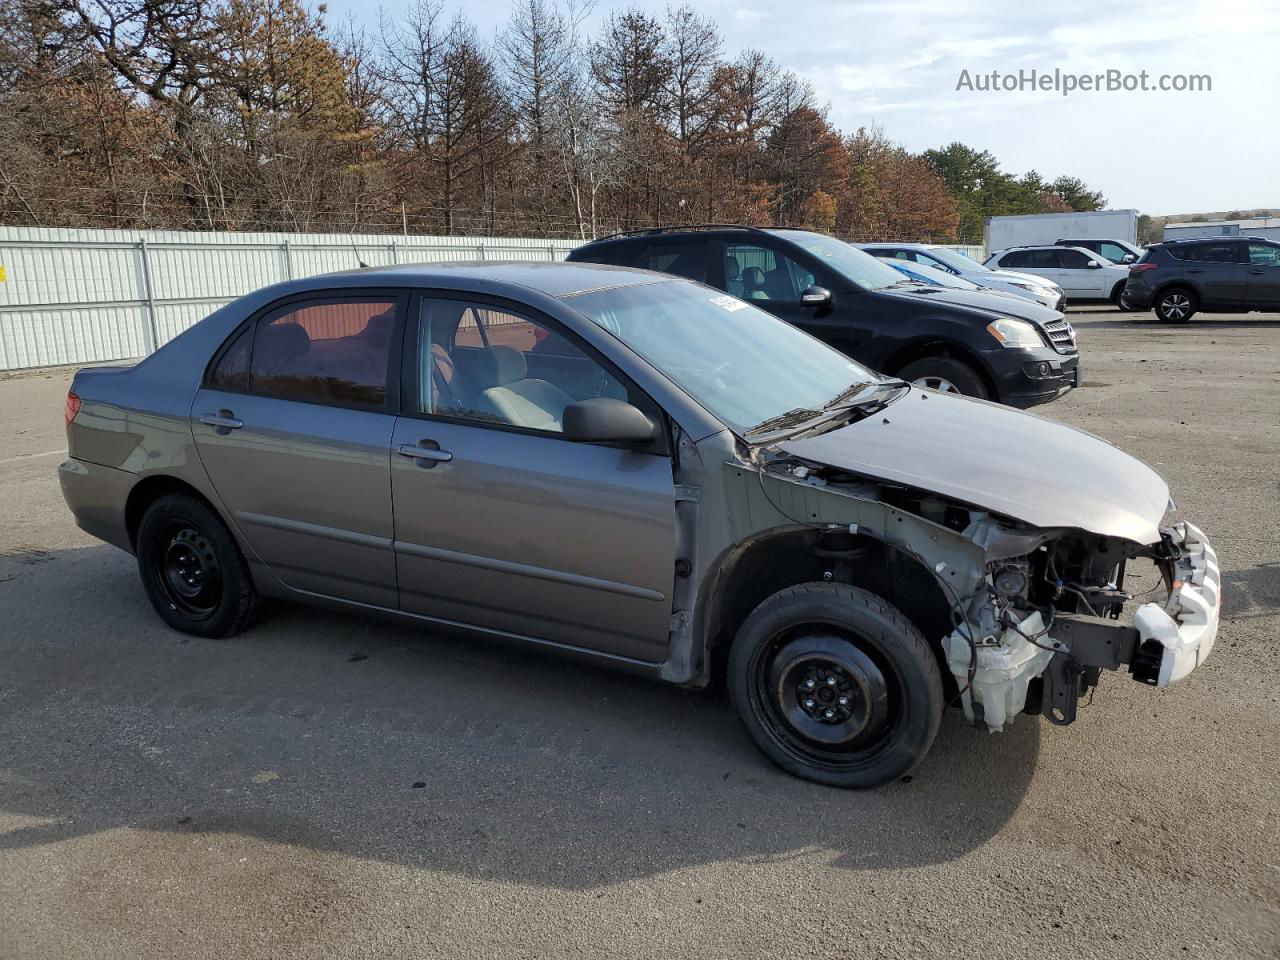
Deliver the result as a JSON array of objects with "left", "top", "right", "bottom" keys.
[{"left": 474, "top": 346, "right": 574, "bottom": 431}]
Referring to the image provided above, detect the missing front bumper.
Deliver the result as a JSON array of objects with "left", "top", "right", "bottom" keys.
[{"left": 945, "top": 522, "right": 1220, "bottom": 732}]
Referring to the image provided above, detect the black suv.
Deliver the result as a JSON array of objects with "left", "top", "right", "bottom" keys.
[
  {"left": 1123, "top": 237, "right": 1280, "bottom": 322},
  {"left": 568, "top": 226, "right": 1078, "bottom": 407}
]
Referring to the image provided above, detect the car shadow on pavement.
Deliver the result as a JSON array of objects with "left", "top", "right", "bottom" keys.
[{"left": 0, "top": 545, "right": 1041, "bottom": 889}]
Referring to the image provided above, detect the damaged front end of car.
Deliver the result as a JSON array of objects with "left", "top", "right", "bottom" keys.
[
  {"left": 734, "top": 445, "right": 1221, "bottom": 734},
  {"left": 944, "top": 519, "right": 1220, "bottom": 731}
]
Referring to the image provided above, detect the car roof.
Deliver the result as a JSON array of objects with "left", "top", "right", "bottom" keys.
[{"left": 289, "top": 260, "right": 667, "bottom": 299}]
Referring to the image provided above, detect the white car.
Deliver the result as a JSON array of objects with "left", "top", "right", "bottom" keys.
[
  {"left": 986, "top": 244, "right": 1132, "bottom": 306},
  {"left": 858, "top": 243, "right": 1066, "bottom": 311}
]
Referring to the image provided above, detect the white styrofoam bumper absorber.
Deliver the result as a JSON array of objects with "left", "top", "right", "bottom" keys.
[{"left": 1134, "top": 521, "right": 1220, "bottom": 687}]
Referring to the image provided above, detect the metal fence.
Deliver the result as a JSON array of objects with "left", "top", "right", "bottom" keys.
[
  {"left": 0, "top": 226, "right": 988, "bottom": 372},
  {"left": 0, "top": 226, "right": 579, "bottom": 371}
]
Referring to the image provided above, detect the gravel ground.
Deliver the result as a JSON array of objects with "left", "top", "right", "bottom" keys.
[{"left": 1, "top": 308, "right": 1277, "bottom": 959}]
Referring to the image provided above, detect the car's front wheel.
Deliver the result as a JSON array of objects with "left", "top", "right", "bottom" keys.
[
  {"left": 1154, "top": 287, "right": 1197, "bottom": 323},
  {"left": 727, "top": 583, "right": 945, "bottom": 788},
  {"left": 136, "top": 493, "right": 258, "bottom": 638},
  {"left": 896, "top": 357, "right": 988, "bottom": 399}
]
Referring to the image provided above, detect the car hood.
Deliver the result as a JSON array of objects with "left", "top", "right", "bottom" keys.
[
  {"left": 779, "top": 389, "right": 1169, "bottom": 544},
  {"left": 879, "top": 285, "right": 1064, "bottom": 325}
]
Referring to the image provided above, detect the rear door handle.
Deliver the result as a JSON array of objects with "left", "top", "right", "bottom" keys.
[
  {"left": 1186, "top": 268, "right": 1203, "bottom": 274},
  {"left": 200, "top": 412, "right": 243, "bottom": 430},
  {"left": 397, "top": 443, "right": 452, "bottom": 465},
  {"left": 1249, "top": 269, "right": 1265, "bottom": 275}
]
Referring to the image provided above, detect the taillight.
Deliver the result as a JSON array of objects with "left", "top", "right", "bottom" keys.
[
  {"left": 65, "top": 391, "right": 81, "bottom": 429},
  {"left": 1130, "top": 263, "right": 1159, "bottom": 273}
]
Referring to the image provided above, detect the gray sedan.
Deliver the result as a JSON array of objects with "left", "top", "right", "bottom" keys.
[{"left": 60, "top": 262, "right": 1220, "bottom": 787}]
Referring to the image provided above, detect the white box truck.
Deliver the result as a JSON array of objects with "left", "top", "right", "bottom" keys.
[{"left": 985, "top": 210, "right": 1138, "bottom": 255}]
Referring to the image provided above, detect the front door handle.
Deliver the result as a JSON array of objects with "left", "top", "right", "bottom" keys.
[
  {"left": 397, "top": 442, "right": 452, "bottom": 465},
  {"left": 200, "top": 411, "right": 243, "bottom": 431},
  {"left": 1186, "top": 268, "right": 1202, "bottom": 274},
  {"left": 1249, "top": 268, "right": 1265, "bottom": 275}
]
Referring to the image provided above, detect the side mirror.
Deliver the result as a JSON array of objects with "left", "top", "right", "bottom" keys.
[
  {"left": 1122, "top": 254, "right": 1137, "bottom": 263},
  {"left": 800, "top": 285, "right": 832, "bottom": 307},
  {"left": 562, "top": 398, "right": 656, "bottom": 444},
  {"left": 1085, "top": 260, "right": 1102, "bottom": 269}
]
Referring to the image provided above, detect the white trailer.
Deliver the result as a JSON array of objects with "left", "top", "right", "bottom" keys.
[{"left": 984, "top": 210, "right": 1138, "bottom": 255}]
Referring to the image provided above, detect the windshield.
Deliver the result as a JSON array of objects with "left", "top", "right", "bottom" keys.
[
  {"left": 564, "top": 279, "right": 878, "bottom": 436},
  {"left": 926, "top": 246, "right": 991, "bottom": 273},
  {"left": 773, "top": 231, "right": 909, "bottom": 291}
]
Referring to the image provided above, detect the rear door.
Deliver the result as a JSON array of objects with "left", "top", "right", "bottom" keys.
[
  {"left": 389, "top": 294, "right": 677, "bottom": 662},
  {"left": 1245, "top": 242, "right": 1280, "bottom": 308},
  {"left": 191, "top": 292, "right": 406, "bottom": 607}
]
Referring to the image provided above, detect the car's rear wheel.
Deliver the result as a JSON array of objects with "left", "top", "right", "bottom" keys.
[
  {"left": 136, "top": 493, "right": 258, "bottom": 638},
  {"left": 896, "top": 357, "right": 988, "bottom": 399},
  {"left": 1154, "top": 287, "right": 1197, "bottom": 323},
  {"left": 727, "top": 583, "right": 944, "bottom": 788}
]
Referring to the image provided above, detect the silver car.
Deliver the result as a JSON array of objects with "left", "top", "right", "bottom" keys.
[{"left": 59, "top": 262, "right": 1220, "bottom": 787}]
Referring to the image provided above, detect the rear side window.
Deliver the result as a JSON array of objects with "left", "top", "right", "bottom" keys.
[
  {"left": 249, "top": 298, "right": 399, "bottom": 408},
  {"left": 208, "top": 327, "right": 251, "bottom": 391},
  {"left": 639, "top": 241, "right": 710, "bottom": 283}
]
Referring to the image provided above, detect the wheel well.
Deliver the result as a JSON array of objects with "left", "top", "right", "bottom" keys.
[
  {"left": 1153, "top": 282, "right": 1197, "bottom": 304},
  {"left": 124, "top": 475, "right": 217, "bottom": 549},
  {"left": 1110, "top": 279, "right": 1127, "bottom": 301},
  {"left": 703, "top": 529, "right": 955, "bottom": 682},
  {"left": 881, "top": 340, "right": 997, "bottom": 398}
]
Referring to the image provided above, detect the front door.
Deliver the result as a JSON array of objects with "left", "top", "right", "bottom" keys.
[
  {"left": 1053, "top": 248, "right": 1106, "bottom": 297},
  {"left": 389, "top": 295, "right": 677, "bottom": 663},
  {"left": 721, "top": 240, "right": 867, "bottom": 357},
  {"left": 1245, "top": 241, "right": 1280, "bottom": 308},
  {"left": 191, "top": 293, "right": 406, "bottom": 607}
]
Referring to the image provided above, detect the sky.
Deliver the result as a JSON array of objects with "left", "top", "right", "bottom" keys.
[{"left": 320, "top": 0, "right": 1280, "bottom": 216}]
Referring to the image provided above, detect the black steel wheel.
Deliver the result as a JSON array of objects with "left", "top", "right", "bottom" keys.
[
  {"left": 728, "top": 583, "right": 944, "bottom": 788},
  {"left": 137, "top": 493, "right": 258, "bottom": 638}
]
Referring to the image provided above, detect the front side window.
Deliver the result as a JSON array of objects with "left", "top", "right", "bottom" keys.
[
  {"left": 1248, "top": 243, "right": 1280, "bottom": 266},
  {"left": 999, "top": 251, "right": 1030, "bottom": 268},
  {"left": 1056, "top": 249, "right": 1091, "bottom": 269},
  {"left": 1098, "top": 242, "right": 1129, "bottom": 262},
  {"left": 418, "top": 298, "right": 626, "bottom": 434},
  {"left": 566, "top": 279, "right": 877, "bottom": 436},
  {"left": 249, "top": 298, "right": 398, "bottom": 407},
  {"left": 725, "top": 243, "right": 813, "bottom": 301}
]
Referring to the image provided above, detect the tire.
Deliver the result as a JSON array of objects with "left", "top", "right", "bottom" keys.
[
  {"left": 727, "top": 583, "right": 945, "bottom": 788},
  {"left": 136, "top": 493, "right": 258, "bottom": 638},
  {"left": 1111, "top": 283, "right": 1133, "bottom": 310},
  {"left": 896, "top": 357, "right": 988, "bottom": 400},
  {"left": 1154, "top": 287, "right": 1197, "bottom": 323}
]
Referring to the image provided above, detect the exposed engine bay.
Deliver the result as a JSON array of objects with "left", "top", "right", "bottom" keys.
[{"left": 749, "top": 451, "right": 1221, "bottom": 733}]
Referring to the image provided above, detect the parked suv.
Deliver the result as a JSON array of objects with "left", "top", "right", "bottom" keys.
[
  {"left": 858, "top": 242, "right": 1065, "bottom": 311},
  {"left": 569, "top": 226, "right": 1078, "bottom": 408},
  {"left": 1055, "top": 238, "right": 1143, "bottom": 264},
  {"left": 1123, "top": 237, "right": 1280, "bottom": 322},
  {"left": 986, "top": 245, "right": 1131, "bottom": 306}
]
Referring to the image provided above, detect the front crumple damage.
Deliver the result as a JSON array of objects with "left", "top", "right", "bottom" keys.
[{"left": 737, "top": 449, "right": 1220, "bottom": 733}]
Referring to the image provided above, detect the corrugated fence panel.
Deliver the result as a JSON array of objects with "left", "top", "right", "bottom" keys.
[
  {"left": 0, "top": 227, "right": 578, "bottom": 370},
  {"left": 0, "top": 304, "right": 151, "bottom": 369}
]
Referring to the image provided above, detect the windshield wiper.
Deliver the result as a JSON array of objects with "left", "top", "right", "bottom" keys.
[
  {"left": 822, "top": 379, "right": 905, "bottom": 410},
  {"left": 745, "top": 407, "right": 823, "bottom": 437}
]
